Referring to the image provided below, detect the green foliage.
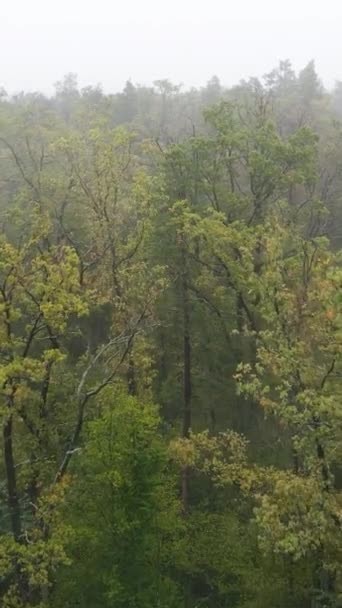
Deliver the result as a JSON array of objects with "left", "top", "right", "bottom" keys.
[
  {"left": 54, "top": 391, "right": 183, "bottom": 608},
  {"left": 0, "top": 62, "right": 342, "bottom": 608}
]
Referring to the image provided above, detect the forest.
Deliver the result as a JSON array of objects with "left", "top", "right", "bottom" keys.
[{"left": 0, "top": 60, "right": 341, "bottom": 608}]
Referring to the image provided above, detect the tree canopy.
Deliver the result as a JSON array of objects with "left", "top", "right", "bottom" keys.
[{"left": 0, "top": 60, "right": 341, "bottom": 608}]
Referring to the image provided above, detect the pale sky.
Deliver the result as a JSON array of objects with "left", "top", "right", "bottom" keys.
[{"left": 1, "top": 0, "right": 342, "bottom": 94}]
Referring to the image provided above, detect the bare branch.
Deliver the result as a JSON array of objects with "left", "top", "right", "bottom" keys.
[{"left": 54, "top": 311, "right": 149, "bottom": 483}]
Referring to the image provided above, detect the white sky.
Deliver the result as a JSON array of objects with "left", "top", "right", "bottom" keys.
[{"left": 1, "top": 0, "right": 342, "bottom": 93}]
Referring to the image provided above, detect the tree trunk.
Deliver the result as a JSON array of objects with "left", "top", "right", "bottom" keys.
[
  {"left": 127, "top": 353, "right": 137, "bottom": 396},
  {"left": 3, "top": 413, "right": 31, "bottom": 603},
  {"left": 3, "top": 414, "right": 21, "bottom": 541},
  {"left": 181, "top": 270, "right": 192, "bottom": 512}
]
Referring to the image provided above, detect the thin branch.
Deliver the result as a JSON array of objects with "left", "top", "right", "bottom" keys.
[
  {"left": 320, "top": 359, "right": 336, "bottom": 390},
  {"left": 54, "top": 313, "right": 148, "bottom": 483}
]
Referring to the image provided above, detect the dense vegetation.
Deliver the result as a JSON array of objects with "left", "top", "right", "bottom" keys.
[{"left": 0, "top": 60, "right": 341, "bottom": 608}]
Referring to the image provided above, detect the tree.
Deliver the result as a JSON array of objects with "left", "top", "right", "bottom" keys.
[
  {"left": 235, "top": 218, "right": 342, "bottom": 607},
  {"left": 0, "top": 112, "right": 160, "bottom": 605},
  {"left": 298, "top": 61, "right": 323, "bottom": 108},
  {"left": 0, "top": 213, "right": 87, "bottom": 605},
  {"left": 53, "top": 391, "right": 183, "bottom": 608}
]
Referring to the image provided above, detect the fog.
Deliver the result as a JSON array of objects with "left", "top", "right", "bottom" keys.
[{"left": 1, "top": 0, "right": 341, "bottom": 93}]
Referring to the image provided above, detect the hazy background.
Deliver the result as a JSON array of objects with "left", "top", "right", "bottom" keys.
[{"left": 1, "top": 0, "right": 341, "bottom": 94}]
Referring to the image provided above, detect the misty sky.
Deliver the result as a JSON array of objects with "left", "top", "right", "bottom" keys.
[{"left": 1, "top": 0, "right": 341, "bottom": 94}]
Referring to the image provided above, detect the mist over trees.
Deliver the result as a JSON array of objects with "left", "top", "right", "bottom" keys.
[{"left": 0, "top": 60, "right": 341, "bottom": 608}]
